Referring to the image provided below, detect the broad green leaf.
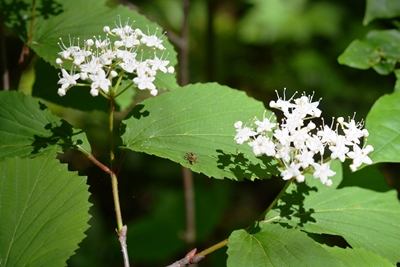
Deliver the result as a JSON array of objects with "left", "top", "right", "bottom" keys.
[
  {"left": 324, "top": 246, "right": 394, "bottom": 267},
  {"left": 0, "top": 91, "right": 91, "bottom": 161},
  {"left": 338, "top": 30, "right": 400, "bottom": 75},
  {"left": 120, "top": 83, "right": 279, "bottom": 181},
  {"left": 364, "top": 0, "right": 400, "bottom": 25},
  {"left": 366, "top": 91, "right": 400, "bottom": 164},
  {"left": 0, "top": 148, "right": 91, "bottom": 267},
  {"left": 227, "top": 223, "right": 344, "bottom": 267},
  {"left": 264, "top": 161, "right": 400, "bottom": 264}
]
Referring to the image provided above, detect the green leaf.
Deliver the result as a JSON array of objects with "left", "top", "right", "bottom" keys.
[
  {"left": 264, "top": 160, "right": 400, "bottom": 264},
  {"left": 364, "top": 0, "right": 400, "bottom": 25},
  {"left": 324, "top": 246, "right": 395, "bottom": 267},
  {"left": 338, "top": 30, "right": 400, "bottom": 75},
  {"left": 0, "top": 91, "right": 91, "bottom": 161},
  {"left": 120, "top": 83, "right": 279, "bottom": 181},
  {"left": 366, "top": 91, "right": 400, "bottom": 164},
  {"left": 0, "top": 148, "right": 91, "bottom": 266},
  {"left": 227, "top": 223, "right": 344, "bottom": 267}
]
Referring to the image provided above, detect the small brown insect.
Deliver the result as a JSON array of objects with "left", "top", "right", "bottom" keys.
[{"left": 185, "top": 152, "right": 197, "bottom": 165}]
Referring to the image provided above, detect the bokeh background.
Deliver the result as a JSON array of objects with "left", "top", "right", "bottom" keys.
[{"left": 2, "top": 0, "right": 398, "bottom": 266}]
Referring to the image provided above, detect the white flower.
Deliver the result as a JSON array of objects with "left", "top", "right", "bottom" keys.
[
  {"left": 317, "top": 124, "right": 338, "bottom": 144},
  {"left": 293, "top": 94, "right": 321, "bottom": 118},
  {"left": 329, "top": 135, "right": 349, "bottom": 162},
  {"left": 273, "top": 127, "right": 291, "bottom": 146},
  {"left": 80, "top": 56, "right": 102, "bottom": 75},
  {"left": 89, "top": 69, "right": 111, "bottom": 94},
  {"left": 295, "top": 148, "right": 315, "bottom": 168},
  {"left": 133, "top": 72, "right": 156, "bottom": 92},
  {"left": 57, "top": 69, "right": 80, "bottom": 90},
  {"left": 57, "top": 88, "right": 66, "bottom": 96},
  {"left": 167, "top": 66, "right": 175, "bottom": 74},
  {"left": 347, "top": 144, "right": 374, "bottom": 171},
  {"left": 255, "top": 117, "right": 276, "bottom": 133},
  {"left": 275, "top": 143, "right": 295, "bottom": 163},
  {"left": 90, "top": 88, "right": 99, "bottom": 97},
  {"left": 305, "top": 135, "right": 324, "bottom": 155},
  {"left": 56, "top": 17, "right": 175, "bottom": 98},
  {"left": 342, "top": 118, "right": 364, "bottom": 145},
  {"left": 119, "top": 52, "right": 138, "bottom": 73},
  {"left": 248, "top": 135, "right": 275, "bottom": 156},
  {"left": 234, "top": 121, "right": 257, "bottom": 145},
  {"left": 73, "top": 48, "right": 91, "bottom": 66},
  {"left": 234, "top": 90, "right": 374, "bottom": 187},
  {"left": 281, "top": 162, "right": 304, "bottom": 182},
  {"left": 148, "top": 55, "right": 170, "bottom": 73},
  {"left": 140, "top": 31, "right": 165, "bottom": 49},
  {"left": 312, "top": 161, "right": 336, "bottom": 185}
]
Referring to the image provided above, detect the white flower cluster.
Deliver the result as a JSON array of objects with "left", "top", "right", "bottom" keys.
[
  {"left": 234, "top": 91, "right": 374, "bottom": 186},
  {"left": 56, "top": 18, "right": 175, "bottom": 97}
]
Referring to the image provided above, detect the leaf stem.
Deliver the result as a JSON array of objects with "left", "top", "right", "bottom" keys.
[
  {"left": 196, "top": 239, "right": 228, "bottom": 257},
  {"left": 108, "top": 97, "right": 129, "bottom": 266}
]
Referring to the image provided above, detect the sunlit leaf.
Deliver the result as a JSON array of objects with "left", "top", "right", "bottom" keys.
[
  {"left": 366, "top": 91, "right": 400, "bottom": 164},
  {"left": 264, "top": 161, "right": 400, "bottom": 264},
  {"left": 121, "top": 83, "right": 279, "bottom": 181},
  {"left": 227, "top": 223, "right": 344, "bottom": 267},
  {"left": 324, "top": 246, "right": 394, "bottom": 266}
]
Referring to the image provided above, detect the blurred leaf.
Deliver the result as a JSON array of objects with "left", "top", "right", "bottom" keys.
[
  {"left": 364, "top": 0, "right": 400, "bottom": 25},
  {"left": 324, "top": 246, "right": 395, "bottom": 266},
  {"left": 264, "top": 160, "right": 400, "bottom": 264},
  {"left": 0, "top": 148, "right": 91, "bottom": 267},
  {"left": 238, "top": 0, "right": 342, "bottom": 44},
  {"left": 227, "top": 223, "right": 344, "bottom": 267},
  {"left": 338, "top": 30, "right": 400, "bottom": 75},
  {"left": 366, "top": 91, "right": 400, "bottom": 164},
  {"left": 120, "top": 83, "right": 279, "bottom": 181},
  {"left": 0, "top": 91, "right": 91, "bottom": 161},
  {"left": 394, "top": 69, "right": 400, "bottom": 91}
]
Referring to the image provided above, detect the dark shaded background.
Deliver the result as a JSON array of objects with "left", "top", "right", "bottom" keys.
[{"left": 2, "top": 0, "right": 399, "bottom": 266}]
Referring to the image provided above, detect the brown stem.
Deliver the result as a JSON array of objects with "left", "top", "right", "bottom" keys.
[
  {"left": 182, "top": 167, "right": 196, "bottom": 245},
  {"left": 166, "top": 248, "right": 204, "bottom": 267}
]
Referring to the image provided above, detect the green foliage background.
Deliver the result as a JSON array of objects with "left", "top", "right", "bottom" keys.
[{"left": 1, "top": 0, "right": 400, "bottom": 266}]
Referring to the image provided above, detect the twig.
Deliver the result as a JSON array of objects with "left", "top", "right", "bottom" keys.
[
  {"left": 166, "top": 248, "right": 204, "bottom": 267},
  {"left": 117, "top": 225, "right": 130, "bottom": 267}
]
